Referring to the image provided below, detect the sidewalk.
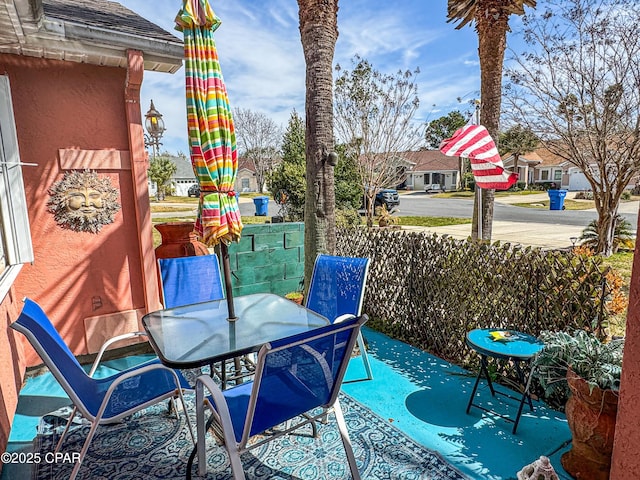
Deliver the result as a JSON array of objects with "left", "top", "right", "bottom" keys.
[
  {"left": 404, "top": 221, "right": 584, "bottom": 250},
  {"left": 408, "top": 191, "right": 584, "bottom": 250}
]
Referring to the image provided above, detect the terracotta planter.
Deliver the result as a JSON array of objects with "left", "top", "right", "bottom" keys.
[
  {"left": 154, "top": 222, "right": 209, "bottom": 259},
  {"left": 561, "top": 367, "right": 619, "bottom": 480}
]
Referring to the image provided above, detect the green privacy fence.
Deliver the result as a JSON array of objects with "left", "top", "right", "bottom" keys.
[
  {"left": 336, "top": 227, "right": 611, "bottom": 367},
  {"left": 226, "top": 223, "right": 611, "bottom": 369}
]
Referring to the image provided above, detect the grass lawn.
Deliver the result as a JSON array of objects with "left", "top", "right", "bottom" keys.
[
  {"left": 513, "top": 199, "right": 595, "bottom": 210},
  {"left": 398, "top": 216, "right": 472, "bottom": 227}
]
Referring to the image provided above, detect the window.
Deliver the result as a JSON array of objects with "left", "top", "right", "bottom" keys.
[
  {"left": 241, "top": 178, "right": 249, "bottom": 190},
  {"left": 554, "top": 170, "right": 562, "bottom": 181},
  {"left": 541, "top": 170, "right": 550, "bottom": 181},
  {"left": 0, "top": 76, "right": 34, "bottom": 300}
]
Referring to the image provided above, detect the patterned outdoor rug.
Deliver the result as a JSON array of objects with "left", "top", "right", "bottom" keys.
[{"left": 32, "top": 393, "right": 468, "bottom": 480}]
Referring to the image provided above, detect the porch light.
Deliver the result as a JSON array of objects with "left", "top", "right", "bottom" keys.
[{"left": 144, "top": 99, "right": 165, "bottom": 158}]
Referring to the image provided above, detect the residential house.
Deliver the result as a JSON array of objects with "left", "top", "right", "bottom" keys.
[
  {"left": 502, "top": 147, "right": 568, "bottom": 189},
  {"left": 236, "top": 157, "right": 260, "bottom": 193},
  {"left": 154, "top": 155, "right": 260, "bottom": 197},
  {"left": 400, "top": 150, "right": 460, "bottom": 192},
  {"left": 0, "top": 0, "right": 182, "bottom": 460}
]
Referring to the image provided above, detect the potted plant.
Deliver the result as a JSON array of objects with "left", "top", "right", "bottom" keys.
[
  {"left": 375, "top": 204, "right": 399, "bottom": 228},
  {"left": 284, "top": 291, "right": 304, "bottom": 305},
  {"left": 532, "top": 330, "right": 624, "bottom": 480}
]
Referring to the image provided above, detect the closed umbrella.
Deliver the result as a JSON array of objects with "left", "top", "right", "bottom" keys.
[{"left": 176, "top": 0, "right": 243, "bottom": 320}]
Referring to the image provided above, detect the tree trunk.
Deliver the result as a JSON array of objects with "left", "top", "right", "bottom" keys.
[
  {"left": 471, "top": 0, "right": 508, "bottom": 241},
  {"left": 596, "top": 206, "right": 617, "bottom": 257},
  {"left": 298, "top": 0, "right": 339, "bottom": 289}
]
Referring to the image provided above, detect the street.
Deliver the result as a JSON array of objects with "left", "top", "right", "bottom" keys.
[
  {"left": 397, "top": 192, "right": 639, "bottom": 229},
  {"left": 158, "top": 192, "right": 639, "bottom": 233}
]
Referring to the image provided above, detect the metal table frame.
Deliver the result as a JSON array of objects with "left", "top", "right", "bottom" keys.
[{"left": 465, "top": 328, "right": 543, "bottom": 434}]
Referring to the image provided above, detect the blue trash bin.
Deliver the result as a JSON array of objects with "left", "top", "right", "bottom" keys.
[
  {"left": 253, "top": 196, "right": 269, "bottom": 216},
  {"left": 548, "top": 189, "right": 567, "bottom": 210}
]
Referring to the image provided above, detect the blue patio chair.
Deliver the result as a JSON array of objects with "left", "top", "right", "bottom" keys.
[
  {"left": 10, "top": 298, "right": 194, "bottom": 480},
  {"left": 158, "top": 254, "right": 253, "bottom": 387},
  {"left": 193, "top": 314, "right": 368, "bottom": 479},
  {"left": 306, "top": 254, "right": 373, "bottom": 381},
  {"left": 158, "top": 254, "right": 224, "bottom": 309}
]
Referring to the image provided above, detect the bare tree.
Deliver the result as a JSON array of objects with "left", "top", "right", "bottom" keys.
[
  {"left": 334, "top": 55, "right": 422, "bottom": 225},
  {"left": 298, "top": 0, "right": 339, "bottom": 286},
  {"left": 504, "top": 0, "right": 640, "bottom": 256},
  {"left": 498, "top": 125, "right": 539, "bottom": 188},
  {"left": 232, "top": 108, "right": 282, "bottom": 193}
]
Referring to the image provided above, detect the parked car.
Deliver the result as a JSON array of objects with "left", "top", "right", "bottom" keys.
[
  {"left": 425, "top": 183, "right": 445, "bottom": 193},
  {"left": 362, "top": 188, "right": 400, "bottom": 211},
  {"left": 376, "top": 189, "right": 400, "bottom": 210},
  {"left": 187, "top": 184, "right": 200, "bottom": 197}
]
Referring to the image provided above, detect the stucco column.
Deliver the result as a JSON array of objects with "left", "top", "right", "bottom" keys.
[
  {"left": 124, "top": 49, "right": 161, "bottom": 312},
  {"left": 610, "top": 204, "right": 640, "bottom": 478}
]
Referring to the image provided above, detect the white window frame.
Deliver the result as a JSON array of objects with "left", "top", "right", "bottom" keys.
[{"left": 0, "top": 76, "right": 34, "bottom": 301}]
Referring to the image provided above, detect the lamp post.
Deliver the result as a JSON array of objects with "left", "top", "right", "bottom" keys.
[{"left": 144, "top": 99, "right": 165, "bottom": 158}]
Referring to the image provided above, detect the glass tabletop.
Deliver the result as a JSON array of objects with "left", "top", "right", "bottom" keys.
[{"left": 142, "top": 293, "right": 329, "bottom": 369}]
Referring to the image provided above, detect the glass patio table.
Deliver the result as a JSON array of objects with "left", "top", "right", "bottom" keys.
[{"left": 141, "top": 293, "right": 329, "bottom": 370}]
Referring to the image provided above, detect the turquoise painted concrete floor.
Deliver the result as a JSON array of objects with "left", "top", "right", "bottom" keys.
[{"left": 3, "top": 327, "right": 573, "bottom": 480}]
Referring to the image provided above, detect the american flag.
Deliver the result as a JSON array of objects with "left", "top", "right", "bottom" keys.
[{"left": 439, "top": 124, "right": 518, "bottom": 190}]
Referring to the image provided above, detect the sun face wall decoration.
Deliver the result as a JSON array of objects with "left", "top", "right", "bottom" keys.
[{"left": 47, "top": 170, "right": 121, "bottom": 233}]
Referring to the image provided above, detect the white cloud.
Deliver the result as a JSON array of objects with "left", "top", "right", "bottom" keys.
[{"left": 119, "top": 0, "right": 499, "bottom": 153}]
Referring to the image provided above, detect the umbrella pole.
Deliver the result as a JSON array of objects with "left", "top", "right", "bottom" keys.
[{"left": 220, "top": 243, "right": 237, "bottom": 321}]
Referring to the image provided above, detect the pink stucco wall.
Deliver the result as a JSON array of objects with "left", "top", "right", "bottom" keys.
[
  {"left": 0, "top": 51, "right": 159, "bottom": 462},
  {"left": 2, "top": 54, "right": 148, "bottom": 365},
  {"left": 611, "top": 210, "right": 640, "bottom": 478},
  {"left": 0, "top": 290, "right": 24, "bottom": 462}
]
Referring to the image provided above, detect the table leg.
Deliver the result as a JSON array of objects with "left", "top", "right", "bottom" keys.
[
  {"left": 467, "top": 355, "right": 493, "bottom": 413},
  {"left": 512, "top": 362, "right": 536, "bottom": 434}
]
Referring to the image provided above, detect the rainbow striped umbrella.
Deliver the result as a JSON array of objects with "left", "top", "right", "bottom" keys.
[
  {"left": 176, "top": 0, "right": 242, "bottom": 247},
  {"left": 176, "top": 0, "right": 242, "bottom": 319}
]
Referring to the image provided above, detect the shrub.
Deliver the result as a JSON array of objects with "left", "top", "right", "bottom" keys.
[
  {"left": 575, "top": 190, "right": 594, "bottom": 200},
  {"left": 579, "top": 214, "right": 634, "bottom": 253},
  {"left": 336, "top": 207, "right": 362, "bottom": 227}
]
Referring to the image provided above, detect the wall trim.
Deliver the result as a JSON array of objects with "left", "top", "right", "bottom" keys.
[{"left": 58, "top": 149, "right": 131, "bottom": 170}]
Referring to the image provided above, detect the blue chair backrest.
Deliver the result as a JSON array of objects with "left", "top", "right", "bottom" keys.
[
  {"left": 10, "top": 299, "right": 97, "bottom": 414},
  {"left": 243, "top": 315, "right": 365, "bottom": 440},
  {"left": 158, "top": 254, "right": 224, "bottom": 308},
  {"left": 305, "top": 255, "right": 370, "bottom": 323}
]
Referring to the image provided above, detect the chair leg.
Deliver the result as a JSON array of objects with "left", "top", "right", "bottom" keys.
[
  {"left": 357, "top": 332, "right": 373, "bottom": 381},
  {"left": 69, "top": 419, "right": 101, "bottom": 480},
  {"left": 333, "top": 400, "right": 361, "bottom": 480},
  {"left": 343, "top": 332, "right": 373, "bottom": 383},
  {"left": 55, "top": 406, "right": 78, "bottom": 453},
  {"left": 196, "top": 380, "right": 246, "bottom": 479}
]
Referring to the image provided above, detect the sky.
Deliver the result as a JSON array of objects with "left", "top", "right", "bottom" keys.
[{"left": 117, "top": 0, "right": 528, "bottom": 155}]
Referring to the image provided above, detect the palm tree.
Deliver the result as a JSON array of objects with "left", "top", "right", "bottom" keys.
[
  {"left": 579, "top": 215, "right": 634, "bottom": 254},
  {"left": 297, "top": 0, "right": 339, "bottom": 287},
  {"left": 447, "top": 0, "right": 536, "bottom": 240}
]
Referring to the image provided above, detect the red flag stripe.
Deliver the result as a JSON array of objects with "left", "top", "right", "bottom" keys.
[{"left": 439, "top": 125, "right": 517, "bottom": 190}]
